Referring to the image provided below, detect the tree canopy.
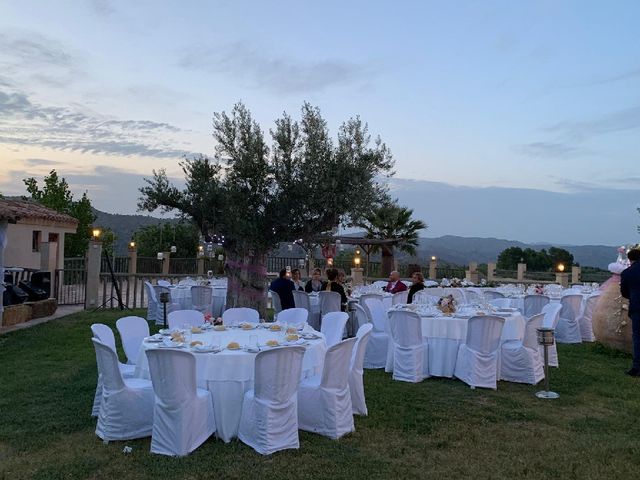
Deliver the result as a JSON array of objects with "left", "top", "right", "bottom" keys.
[
  {"left": 497, "top": 246, "right": 574, "bottom": 270},
  {"left": 133, "top": 222, "right": 200, "bottom": 258},
  {"left": 23, "top": 170, "right": 96, "bottom": 257}
]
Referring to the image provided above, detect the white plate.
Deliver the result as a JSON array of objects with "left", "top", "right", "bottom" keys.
[
  {"left": 193, "top": 346, "right": 221, "bottom": 353},
  {"left": 301, "top": 333, "right": 321, "bottom": 340},
  {"left": 145, "top": 335, "right": 163, "bottom": 343},
  {"left": 243, "top": 346, "right": 260, "bottom": 353},
  {"left": 158, "top": 342, "right": 185, "bottom": 348},
  {"left": 282, "top": 339, "right": 305, "bottom": 346},
  {"left": 238, "top": 324, "right": 258, "bottom": 330}
]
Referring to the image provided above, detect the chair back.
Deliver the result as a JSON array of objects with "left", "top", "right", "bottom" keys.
[
  {"left": 321, "top": 311, "right": 349, "bottom": 347},
  {"left": 392, "top": 291, "right": 408, "bottom": 305},
  {"left": 222, "top": 307, "right": 260, "bottom": 326},
  {"left": 371, "top": 280, "right": 388, "bottom": 290},
  {"left": 277, "top": 308, "right": 308, "bottom": 328},
  {"left": 350, "top": 323, "right": 373, "bottom": 374},
  {"left": 254, "top": 346, "right": 306, "bottom": 403},
  {"left": 168, "top": 309, "right": 204, "bottom": 329},
  {"left": 115, "top": 316, "right": 149, "bottom": 364},
  {"left": 319, "top": 291, "right": 341, "bottom": 316},
  {"left": 483, "top": 290, "right": 505, "bottom": 301},
  {"left": 524, "top": 295, "right": 550, "bottom": 318},
  {"left": 321, "top": 337, "right": 357, "bottom": 389},
  {"left": 489, "top": 298, "right": 511, "bottom": 309},
  {"left": 523, "top": 313, "right": 545, "bottom": 349},
  {"left": 92, "top": 338, "right": 125, "bottom": 391},
  {"left": 153, "top": 285, "right": 171, "bottom": 302},
  {"left": 447, "top": 288, "right": 465, "bottom": 305},
  {"left": 582, "top": 294, "right": 600, "bottom": 323},
  {"left": 463, "top": 290, "right": 481, "bottom": 304},
  {"left": 541, "top": 303, "right": 562, "bottom": 329},
  {"left": 269, "top": 290, "right": 283, "bottom": 314},
  {"left": 292, "top": 290, "right": 311, "bottom": 310},
  {"left": 465, "top": 315, "right": 505, "bottom": 354},
  {"left": 146, "top": 349, "right": 197, "bottom": 406},
  {"left": 560, "top": 294, "right": 582, "bottom": 321},
  {"left": 425, "top": 287, "right": 444, "bottom": 298},
  {"left": 359, "top": 294, "right": 387, "bottom": 332},
  {"left": 412, "top": 290, "right": 436, "bottom": 305},
  {"left": 353, "top": 303, "right": 369, "bottom": 330},
  {"left": 388, "top": 310, "right": 423, "bottom": 348},
  {"left": 157, "top": 280, "right": 171, "bottom": 287},
  {"left": 145, "top": 281, "right": 158, "bottom": 304},
  {"left": 91, "top": 323, "right": 117, "bottom": 352},
  {"left": 190, "top": 286, "right": 213, "bottom": 312}
]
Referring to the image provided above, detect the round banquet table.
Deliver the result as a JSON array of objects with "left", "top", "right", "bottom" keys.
[
  {"left": 386, "top": 307, "right": 526, "bottom": 378},
  {"left": 135, "top": 325, "right": 326, "bottom": 442}
]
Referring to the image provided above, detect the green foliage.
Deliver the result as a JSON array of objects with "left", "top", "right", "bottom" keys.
[
  {"left": 497, "top": 246, "right": 574, "bottom": 270},
  {"left": 133, "top": 222, "right": 200, "bottom": 258},
  {"left": 23, "top": 170, "right": 96, "bottom": 257}
]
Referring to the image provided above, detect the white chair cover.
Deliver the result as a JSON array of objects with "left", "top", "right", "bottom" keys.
[
  {"left": 90, "top": 323, "right": 136, "bottom": 416},
  {"left": 540, "top": 303, "right": 562, "bottom": 367},
  {"left": 360, "top": 294, "right": 389, "bottom": 369},
  {"left": 92, "top": 339, "right": 154, "bottom": 441},
  {"left": 222, "top": 307, "right": 260, "bottom": 326},
  {"left": 483, "top": 290, "right": 505, "bottom": 300},
  {"left": 371, "top": 280, "right": 388, "bottom": 289},
  {"left": 448, "top": 288, "right": 466, "bottom": 305},
  {"left": 388, "top": 310, "right": 429, "bottom": 383},
  {"left": 293, "top": 290, "right": 320, "bottom": 330},
  {"left": 146, "top": 349, "right": 216, "bottom": 456},
  {"left": 157, "top": 280, "right": 171, "bottom": 287},
  {"left": 115, "top": 316, "right": 149, "bottom": 365},
  {"left": 353, "top": 303, "right": 369, "bottom": 331},
  {"left": 463, "top": 290, "right": 481, "bottom": 304},
  {"left": 167, "top": 309, "right": 204, "bottom": 329},
  {"left": 424, "top": 287, "right": 444, "bottom": 297},
  {"left": 144, "top": 281, "right": 158, "bottom": 323},
  {"left": 412, "top": 290, "right": 437, "bottom": 305},
  {"left": 269, "top": 290, "right": 283, "bottom": 314},
  {"left": 500, "top": 313, "right": 544, "bottom": 384},
  {"left": 298, "top": 337, "right": 357, "bottom": 439},
  {"left": 153, "top": 285, "right": 179, "bottom": 324},
  {"left": 277, "top": 308, "right": 308, "bottom": 329},
  {"left": 238, "top": 346, "right": 306, "bottom": 455},
  {"left": 578, "top": 294, "right": 599, "bottom": 342},
  {"left": 556, "top": 294, "right": 583, "bottom": 343},
  {"left": 319, "top": 291, "right": 341, "bottom": 317},
  {"left": 349, "top": 324, "right": 373, "bottom": 415},
  {"left": 489, "top": 298, "right": 512, "bottom": 309},
  {"left": 190, "top": 286, "right": 213, "bottom": 313},
  {"left": 392, "top": 291, "right": 408, "bottom": 305},
  {"left": 454, "top": 315, "right": 505, "bottom": 389},
  {"left": 524, "top": 295, "right": 550, "bottom": 319},
  {"left": 321, "top": 311, "right": 349, "bottom": 347}
]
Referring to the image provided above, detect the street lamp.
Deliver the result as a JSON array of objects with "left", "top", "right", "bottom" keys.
[
  {"left": 92, "top": 228, "right": 101, "bottom": 240},
  {"left": 557, "top": 263, "right": 565, "bottom": 272}
]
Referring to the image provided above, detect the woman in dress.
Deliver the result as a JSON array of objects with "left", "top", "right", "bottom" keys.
[
  {"left": 325, "top": 268, "right": 348, "bottom": 311},
  {"left": 305, "top": 268, "right": 324, "bottom": 293},
  {"left": 407, "top": 271, "right": 426, "bottom": 304}
]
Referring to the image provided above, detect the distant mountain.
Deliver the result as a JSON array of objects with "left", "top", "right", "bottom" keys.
[{"left": 93, "top": 209, "right": 617, "bottom": 268}]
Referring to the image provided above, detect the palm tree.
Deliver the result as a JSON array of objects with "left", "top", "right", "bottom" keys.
[{"left": 357, "top": 202, "right": 427, "bottom": 277}]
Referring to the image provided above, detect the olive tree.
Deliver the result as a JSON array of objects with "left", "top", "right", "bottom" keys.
[{"left": 138, "top": 102, "right": 393, "bottom": 314}]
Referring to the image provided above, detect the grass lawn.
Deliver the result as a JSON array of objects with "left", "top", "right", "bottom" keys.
[{"left": 1, "top": 309, "right": 639, "bottom": 480}]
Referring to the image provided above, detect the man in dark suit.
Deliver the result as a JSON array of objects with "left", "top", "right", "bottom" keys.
[
  {"left": 385, "top": 270, "right": 408, "bottom": 294},
  {"left": 269, "top": 269, "right": 295, "bottom": 310},
  {"left": 621, "top": 248, "right": 640, "bottom": 376}
]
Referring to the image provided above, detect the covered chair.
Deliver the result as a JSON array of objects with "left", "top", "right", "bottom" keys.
[
  {"left": 222, "top": 307, "right": 260, "bottom": 326},
  {"left": 371, "top": 280, "right": 388, "bottom": 290},
  {"left": 453, "top": 315, "right": 505, "bottom": 389},
  {"left": 153, "top": 285, "right": 179, "bottom": 324},
  {"left": 353, "top": 303, "right": 369, "bottom": 331},
  {"left": 115, "top": 316, "right": 149, "bottom": 365},
  {"left": 277, "top": 308, "right": 308, "bottom": 329},
  {"left": 293, "top": 290, "right": 320, "bottom": 330},
  {"left": 392, "top": 291, "right": 408, "bottom": 305},
  {"left": 92, "top": 339, "right": 154, "bottom": 441},
  {"left": 298, "top": 337, "right": 357, "bottom": 439},
  {"left": 555, "top": 294, "right": 583, "bottom": 343},
  {"left": 359, "top": 294, "right": 389, "bottom": 369},
  {"left": 540, "top": 303, "right": 562, "bottom": 367},
  {"left": 144, "top": 281, "right": 158, "bottom": 323},
  {"left": 238, "top": 346, "right": 306, "bottom": 455},
  {"left": 500, "top": 313, "right": 545, "bottom": 384},
  {"left": 319, "top": 291, "right": 341, "bottom": 317},
  {"left": 146, "top": 349, "right": 216, "bottom": 456},
  {"left": 269, "top": 290, "right": 283, "bottom": 315},
  {"left": 489, "top": 298, "right": 512, "bottom": 309},
  {"left": 578, "top": 294, "right": 599, "bottom": 342},
  {"left": 190, "top": 286, "right": 213, "bottom": 313},
  {"left": 167, "top": 310, "right": 204, "bottom": 329},
  {"left": 482, "top": 290, "right": 505, "bottom": 301},
  {"left": 524, "top": 294, "right": 550, "bottom": 319},
  {"left": 349, "top": 324, "right": 373, "bottom": 415},
  {"left": 321, "top": 311, "right": 349, "bottom": 347},
  {"left": 387, "top": 310, "right": 429, "bottom": 383},
  {"left": 90, "top": 323, "right": 136, "bottom": 417}
]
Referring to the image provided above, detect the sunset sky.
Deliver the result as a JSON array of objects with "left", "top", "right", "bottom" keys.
[{"left": 1, "top": 0, "right": 639, "bottom": 245}]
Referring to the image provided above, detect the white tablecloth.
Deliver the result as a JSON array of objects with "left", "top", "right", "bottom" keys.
[{"left": 135, "top": 326, "right": 326, "bottom": 442}]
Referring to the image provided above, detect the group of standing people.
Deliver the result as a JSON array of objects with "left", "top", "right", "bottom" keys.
[{"left": 269, "top": 267, "right": 349, "bottom": 311}]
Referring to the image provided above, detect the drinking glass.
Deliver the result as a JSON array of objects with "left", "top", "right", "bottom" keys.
[{"left": 249, "top": 334, "right": 258, "bottom": 349}]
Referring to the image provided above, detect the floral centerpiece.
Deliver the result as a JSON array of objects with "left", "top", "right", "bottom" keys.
[{"left": 437, "top": 294, "right": 457, "bottom": 314}]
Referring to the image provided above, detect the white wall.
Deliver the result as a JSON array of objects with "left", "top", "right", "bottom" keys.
[{"left": 5, "top": 220, "right": 76, "bottom": 270}]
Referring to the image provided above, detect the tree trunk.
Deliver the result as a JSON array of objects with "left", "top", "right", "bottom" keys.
[
  {"left": 224, "top": 250, "right": 268, "bottom": 318},
  {"left": 380, "top": 246, "right": 395, "bottom": 278}
]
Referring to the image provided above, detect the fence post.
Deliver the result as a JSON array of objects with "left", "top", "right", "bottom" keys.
[
  {"left": 39, "top": 241, "right": 57, "bottom": 298},
  {"left": 351, "top": 267, "right": 364, "bottom": 286},
  {"left": 127, "top": 243, "right": 137, "bottom": 299},
  {"left": 466, "top": 261, "right": 479, "bottom": 284},
  {"left": 517, "top": 262, "right": 527, "bottom": 281},
  {"left": 162, "top": 251, "right": 170, "bottom": 275},
  {"left": 85, "top": 240, "right": 103, "bottom": 309},
  {"left": 571, "top": 266, "right": 581, "bottom": 284},
  {"left": 487, "top": 262, "right": 496, "bottom": 281},
  {"left": 556, "top": 271, "right": 569, "bottom": 288},
  {"left": 429, "top": 256, "right": 437, "bottom": 280},
  {"left": 197, "top": 256, "right": 204, "bottom": 276}
]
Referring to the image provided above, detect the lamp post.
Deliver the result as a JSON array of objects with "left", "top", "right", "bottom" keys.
[
  {"left": 536, "top": 327, "right": 559, "bottom": 399},
  {"left": 555, "top": 263, "right": 568, "bottom": 288},
  {"left": 159, "top": 291, "right": 170, "bottom": 328}
]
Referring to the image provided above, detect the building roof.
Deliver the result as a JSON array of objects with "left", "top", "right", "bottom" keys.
[{"left": 0, "top": 198, "right": 79, "bottom": 226}]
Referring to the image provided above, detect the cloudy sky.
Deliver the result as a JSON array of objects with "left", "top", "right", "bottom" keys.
[{"left": 1, "top": 1, "right": 638, "bottom": 246}]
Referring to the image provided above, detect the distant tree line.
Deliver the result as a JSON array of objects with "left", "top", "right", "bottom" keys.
[{"left": 497, "top": 246, "right": 574, "bottom": 271}]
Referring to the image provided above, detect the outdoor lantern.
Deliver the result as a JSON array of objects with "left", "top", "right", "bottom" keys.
[
  {"left": 197, "top": 245, "right": 204, "bottom": 257},
  {"left": 129, "top": 241, "right": 136, "bottom": 248},
  {"left": 92, "top": 228, "right": 101, "bottom": 239},
  {"left": 159, "top": 292, "right": 171, "bottom": 328},
  {"left": 170, "top": 245, "right": 177, "bottom": 253},
  {"left": 431, "top": 256, "right": 436, "bottom": 261},
  {"left": 356, "top": 248, "right": 361, "bottom": 256},
  {"left": 354, "top": 256, "right": 361, "bottom": 267},
  {"left": 536, "top": 328, "right": 559, "bottom": 399},
  {"left": 557, "top": 263, "right": 565, "bottom": 272},
  {"left": 157, "top": 252, "right": 164, "bottom": 260},
  {"left": 217, "top": 254, "right": 224, "bottom": 261}
]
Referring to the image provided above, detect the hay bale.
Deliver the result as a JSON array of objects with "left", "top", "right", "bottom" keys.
[
  {"left": 27, "top": 299, "right": 58, "bottom": 319},
  {"left": 2, "top": 304, "right": 32, "bottom": 326}
]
